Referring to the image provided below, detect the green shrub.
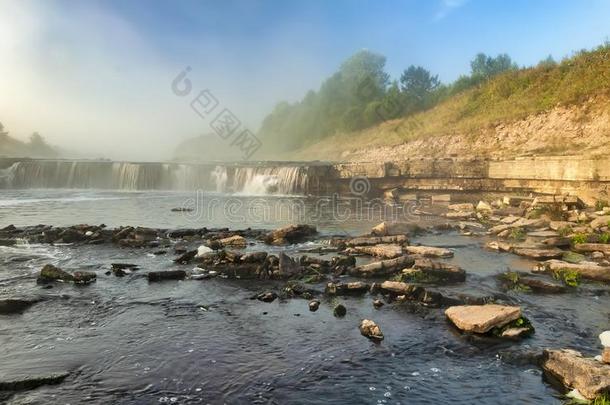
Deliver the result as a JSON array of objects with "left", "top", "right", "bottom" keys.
[
  {"left": 553, "top": 268, "right": 581, "bottom": 287},
  {"left": 600, "top": 233, "right": 610, "bottom": 244},
  {"left": 509, "top": 227, "right": 526, "bottom": 241},
  {"left": 571, "top": 233, "right": 588, "bottom": 245},
  {"left": 595, "top": 200, "right": 609, "bottom": 211}
]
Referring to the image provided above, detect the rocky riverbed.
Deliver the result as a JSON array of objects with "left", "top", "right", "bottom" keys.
[{"left": 1, "top": 190, "right": 610, "bottom": 403}]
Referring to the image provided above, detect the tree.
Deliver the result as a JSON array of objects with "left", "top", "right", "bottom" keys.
[
  {"left": 537, "top": 54, "right": 557, "bottom": 68},
  {"left": 399, "top": 66, "right": 440, "bottom": 113},
  {"left": 470, "top": 53, "right": 517, "bottom": 80}
]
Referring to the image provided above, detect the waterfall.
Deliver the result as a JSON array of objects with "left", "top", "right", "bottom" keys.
[
  {"left": 211, "top": 166, "right": 228, "bottom": 193},
  {"left": 233, "top": 166, "right": 309, "bottom": 195},
  {"left": 0, "top": 159, "right": 310, "bottom": 194}
]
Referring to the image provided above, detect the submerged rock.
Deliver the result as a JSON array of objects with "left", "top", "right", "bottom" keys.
[
  {"left": 359, "top": 319, "right": 384, "bottom": 341},
  {"left": 0, "top": 298, "right": 40, "bottom": 315},
  {"left": 0, "top": 371, "right": 69, "bottom": 391},
  {"left": 373, "top": 299, "right": 384, "bottom": 308},
  {"left": 541, "top": 349, "right": 610, "bottom": 400},
  {"left": 256, "top": 292, "right": 277, "bottom": 303},
  {"left": 333, "top": 304, "right": 347, "bottom": 317},
  {"left": 147, "top": 270, "right": 186, "bottom": 282},
  {"left": 73, "top": 271, "right": 96, "bottom": 285},
  {"left": 445, "top": 304, "right": 522, "bottom": 334}
]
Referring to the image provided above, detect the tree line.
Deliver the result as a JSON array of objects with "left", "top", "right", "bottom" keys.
[
  {"left": 0, "top": 122, "right": 58, "bottom": 157},
  {"left": 258, "top": 50, "right": 521, "bottom": 151}
]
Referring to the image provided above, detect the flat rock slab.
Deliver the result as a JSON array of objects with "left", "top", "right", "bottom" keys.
[
  {"left": 513, "top": 248, "right": 564, "bottom": 260},
  {"left": 351, "top": 244, "right": 404, "bottom": 259},
  {"left": 541, "top": 349, "right": 610, "bottom": 400},
  {"left": 591, "top": 216, "right": 610, "bottom": 229},
  {"left": 405, "top": 245, "right": 453, "bottom": 258},
  {"left": 445, "top": 304, "right": 521, "bottom": 334},
  {"left": 535, "top": 260, "right": 610, "bottom": 283},
  {"left": 573, "top": 243, "right": 610, "bottom": 255},
  {"left": 371, "top": 222, "right": 421, "bottom": 236}
]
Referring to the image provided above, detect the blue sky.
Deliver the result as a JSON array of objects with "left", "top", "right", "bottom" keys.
[{"left": 1, "top": 0, "right": 609, "bottom": 159}]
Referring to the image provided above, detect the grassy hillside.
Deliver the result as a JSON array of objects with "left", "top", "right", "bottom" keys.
[{"left": 292, "top": 44, "right": 610, "bottom": 161}]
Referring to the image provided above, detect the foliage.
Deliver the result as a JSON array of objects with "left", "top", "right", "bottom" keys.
[
  {"left": 290, "top": 42, "right": 610, "bottom": 160},
  {"left": 501, "top": 271, "right": 531, "bottom": 292},
  {"left": 490, "top": 316, "right": 534, "bottom": 337},
  {"left": 599, "top": 233, "right": 610, "bottom": 244},
  {"left": 509, "top": 227, "right": 526, "bottom": 241},
  {"left": 592, "top": 394, "right": 610, "bottom": 405},
  {"left": 0, "top": 123, "right": 58, "bottom": 158},
  {"left": 571, "top": 233, "right": 588, "bottom": 245},
  {"left": 259, "top": 49, "right": 522, "bottom": 153},
  {"left": 552, "top": 268, "right": 581, "bottom": 287},
  {"left": 595, "top": 200, "right": 609, "bottom": 211},
  {"left": 557, "top": 226, "right": 573, "bottom": 237}
]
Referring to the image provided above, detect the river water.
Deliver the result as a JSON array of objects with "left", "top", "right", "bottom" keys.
[{"left": 1, "top": 190, "right": 608, "bottom": 404}]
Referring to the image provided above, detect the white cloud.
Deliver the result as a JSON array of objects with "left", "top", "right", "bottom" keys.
[{"left": 434, "top": 0, "right": 469, "bottom": 21}]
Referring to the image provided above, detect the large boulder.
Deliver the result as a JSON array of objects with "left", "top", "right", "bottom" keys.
[
  {"left": 445, "top": 304, "right": 522, "bottom": 334},
  {"left": 541, "top": 349, "right": 610, "bottom": 400},
  {"left": 265, "top": 224, "right": 317, "bottom": 245}
]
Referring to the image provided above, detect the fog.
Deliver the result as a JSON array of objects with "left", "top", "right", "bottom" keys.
[{"left": 0, "top": 1, "right": 331, "bottom": 161}]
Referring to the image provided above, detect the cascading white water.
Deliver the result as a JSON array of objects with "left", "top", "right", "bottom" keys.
[
  {"left": 211, "top": 166, "right": 228, "bottom": 193},
  {"left": 0, "top": 160, "right": 310, "bottom": 194},
  {"left": 233, "top": 166, "right": 308, "bottom": 195}
]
